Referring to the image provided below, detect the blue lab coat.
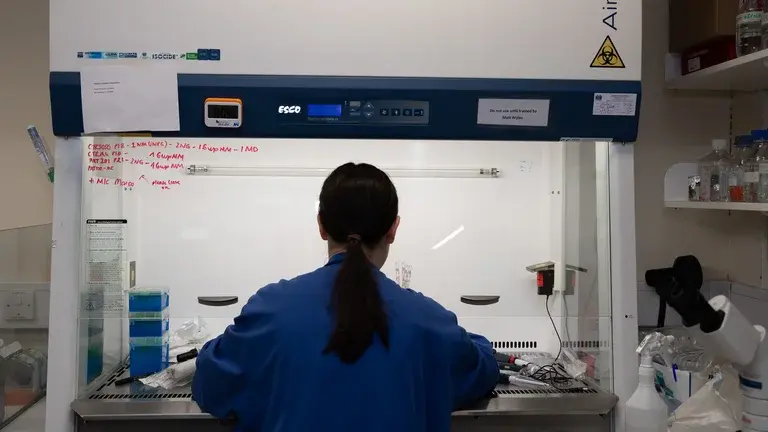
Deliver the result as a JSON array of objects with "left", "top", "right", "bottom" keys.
[{"left": 192, "top": 254, "right": 499, "bottom": 432}]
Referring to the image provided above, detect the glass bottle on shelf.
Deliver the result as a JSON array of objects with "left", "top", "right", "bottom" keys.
[
  {"left": 753, "top": 130, "right": 768, "bottom": 202},
  {"left": 738, "top": 0, "right": 764, "bottom": 56},
  {"left": 697, "top": 139, "right": 736, "bottom": 202},
  {"left": 731, "top": 135, "right": 756, "bottom": 202}
]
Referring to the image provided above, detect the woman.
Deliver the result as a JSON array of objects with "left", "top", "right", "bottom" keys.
[{"left": 192, "top": 162, "right": 499, "bottom": 432}]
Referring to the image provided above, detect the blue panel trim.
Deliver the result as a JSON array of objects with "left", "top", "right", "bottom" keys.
[
  {"left": 50, "top": 73, "right": 641, "bottom": 142},
  {"left": 740, "top": 375, "right": 763, "bottom": 390}
]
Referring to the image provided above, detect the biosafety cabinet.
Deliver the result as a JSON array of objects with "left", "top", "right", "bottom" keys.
[{"left": 46, "top": 1, "right": 642, "bottom": 431}]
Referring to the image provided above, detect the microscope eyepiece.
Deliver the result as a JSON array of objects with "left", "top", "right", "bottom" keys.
[{"left": 645, "top": 255, "right": 724, "bottom": 332}]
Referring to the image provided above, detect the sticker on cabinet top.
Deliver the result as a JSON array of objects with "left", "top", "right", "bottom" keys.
[
  {"left": 477, "top": 99, "right": 550, "bottom": 127},
  {"left": 592, "top": 93, "right": 637, "bottom": 117}
]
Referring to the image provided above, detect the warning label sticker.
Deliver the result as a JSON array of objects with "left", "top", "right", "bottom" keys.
[
  {"left": 81, "top": 293, "right": 124, "bottom": 317},
  {"left": 590, "top": 36, "right": 625, "bottom": 69},
  {"left": 592, "top": 93, "right": 637, "bottom": 117}
]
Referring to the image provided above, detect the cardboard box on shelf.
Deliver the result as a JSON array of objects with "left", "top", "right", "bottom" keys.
[
  {"left": 669, "top": 0, "right": 738, "bottom": 53},
  {"left": 681, "top": 36, "right": 736, "bottom": 75}
]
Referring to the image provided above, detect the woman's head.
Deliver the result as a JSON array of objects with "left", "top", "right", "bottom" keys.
[
  {"left": 317, "top": 162, "right": 400, "bottom": 266},
  {"left": 318, "top": 162, "right": 399, "bottom": 364}
]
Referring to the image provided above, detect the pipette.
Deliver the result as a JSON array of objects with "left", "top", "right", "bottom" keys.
[
  {"left": 26, "top": 126, "right": 54, "bottom": 183},
  {"left": 494, "top": 351, "right": 541, "bottom": 374},
  {"left": 504, "top": 372, "right": 552, "bottom": 389}
]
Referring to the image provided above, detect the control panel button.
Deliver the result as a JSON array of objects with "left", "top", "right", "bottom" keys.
[
  {"left": 414, "top": 109, "right": 424, "bottom": 117},
  {"left": 391, "top": 108, "right": 401, "bottom": 116},
  {"left": 363, "top": 111, "right": 374, "bottom": 119},
  {"left": 363, "top": 102, "right": 375, "bottom": 110},
  {"left": 403, "top": 109, "right": 412, "bottom": 116},
  {"left": 379, "top": 108, "right": 389, "bottom": 116}
]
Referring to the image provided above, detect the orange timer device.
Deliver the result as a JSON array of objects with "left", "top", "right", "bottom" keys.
[{"left": 204, "top": 98, "right": 243, "bottom": 128}]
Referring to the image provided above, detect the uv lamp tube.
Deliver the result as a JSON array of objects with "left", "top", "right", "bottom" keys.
[{"left": 185, "top": 165, "right": 501, "bottom": 179}]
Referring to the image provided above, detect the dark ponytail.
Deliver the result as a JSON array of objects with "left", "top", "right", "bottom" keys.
[{"left": 319, "top": 163, "right": 398, "bottom": 364}]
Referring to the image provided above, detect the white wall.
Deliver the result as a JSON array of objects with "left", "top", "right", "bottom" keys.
[
  {"left": 0, "top": 12, "right": 52, "bottom": 406},
  {"left": 636, "top": 0, "right": 766, "bottom": 291},
  {"left": 0, "top": 6, "right": 53, "bottom": 412},
  {"left": 634, "top": 1, "right": 768, "bottom": 333},
  {"left": 0, "top": 0, "right": 55, "bottom": 232},
  {"left": 0, "top": 224, "right": 51, "bottom": 282}
]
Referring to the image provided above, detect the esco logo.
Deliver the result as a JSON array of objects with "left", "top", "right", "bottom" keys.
[{"left": 278, "top": 105, "right": 302, "bottom": 114}]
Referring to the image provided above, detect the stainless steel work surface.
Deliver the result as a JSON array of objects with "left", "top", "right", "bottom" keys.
[{"left": 72, "top": 364, "right": 617, "bottom": 421}]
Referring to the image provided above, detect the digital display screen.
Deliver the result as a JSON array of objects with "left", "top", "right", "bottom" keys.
[
  {"left": 207, "top": 104, "right": 239, "bottom": 119},
  {"left": 307, "top": 104, "right": 342, "bottom": 117}
]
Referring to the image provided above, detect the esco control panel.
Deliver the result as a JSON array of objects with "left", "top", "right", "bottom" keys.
[{"left": 275, "top": 100, "right": 430, "bottom": 125}]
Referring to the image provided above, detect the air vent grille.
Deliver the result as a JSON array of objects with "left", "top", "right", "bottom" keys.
[
  {"left": 89, "top": 392, "right": 193, "bottom": 400},
  {"left": 561, "top": 340, "right": 609, "bottom": 349},
  {"left": 492, "top": 340, "right": 538, "bottom": 350},
  {"left": 95, "top": 364, "right": 131, "bottom": 393},
  {"left": 494, "top": 388, "right": 598, "bottom": 397}
]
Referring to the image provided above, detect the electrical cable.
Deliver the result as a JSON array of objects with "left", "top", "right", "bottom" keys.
[
  {"left": 524, "top": 295, "right": 574, "bottom": 389},
  {"left": 545, "top": 295, "right": 562, "bottom": 365},
  {"left": 562, "top": 298, "right": 572, "bottom": 345}
]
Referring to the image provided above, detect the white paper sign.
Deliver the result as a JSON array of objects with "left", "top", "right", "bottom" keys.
[
  {"left": 80, "top": 65, "right": 181, "bottom": 134},
  {"left": 592, "top": 93, "right": 637, "bottom": 117},
  {"left": 476, "top": 99, "right": 550, "bottom": 127}
]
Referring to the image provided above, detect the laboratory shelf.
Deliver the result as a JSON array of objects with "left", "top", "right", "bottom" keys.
[
  {"left": 664, "top": 162, "right": 768, "bottom": 213},
  {"left": 664, "top": 200, "right": 768, "bottom": 212},
  {"left": 666, "top": 50, "right": 768, "bottom": 92}
]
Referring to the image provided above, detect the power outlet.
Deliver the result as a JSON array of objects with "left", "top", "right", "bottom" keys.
[{"left": 3, "top": 291, "right": 35, "bottom": 320}]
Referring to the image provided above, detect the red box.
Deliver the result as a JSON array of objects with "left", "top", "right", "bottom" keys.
[{"left": 681, "top": 36, "right": 736, "bottom": 75}]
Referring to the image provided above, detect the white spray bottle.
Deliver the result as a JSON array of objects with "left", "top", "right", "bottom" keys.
[{"left": 625, "top": 333, "right": 669, "bottom": 432}]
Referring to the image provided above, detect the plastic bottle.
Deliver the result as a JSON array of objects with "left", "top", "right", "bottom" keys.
[
  {"left": 732, "top": 135, "right": 757, "bottom": 202},
  {"left": 753, "top": 130, "right": 768, "bottom": 202},
  {"left": 738, "top": 0, "right": 764, "bottom": 57},
  {"left": 698, "top": 139, "right": 736, "bottom": 202},
  {"left": 744, "top": 132, "right": 766, "bottom": 202},
  {"left": 626, "top": 337, "right": 668, "bottom": 432}
]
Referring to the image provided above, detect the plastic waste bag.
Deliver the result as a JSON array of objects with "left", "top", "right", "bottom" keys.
[
  {"left": 139, "top": 317, "right": 208, "bottom": 389},
  {"left": 174, "top": 316, "right": 209, "bottom": 343},
  {"left": 169, "top": 316, "right": 209, "bottom": 363},
  {"left": 668, "top": 368, "right": 741, "bottom": 432},
  {"left": 140, "top": 360, "right": 196, "bottom": 390},
  {"left": 560, "top": 348, "right": 588, "bottom": 380}
]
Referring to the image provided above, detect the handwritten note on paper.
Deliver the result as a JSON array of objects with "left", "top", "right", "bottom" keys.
[{"left": 80, "top": 65, "right": 180, "bottom": 134}]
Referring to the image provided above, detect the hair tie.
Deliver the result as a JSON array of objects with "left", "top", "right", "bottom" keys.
[{"left": 347, "top": 234, "right": 361, "bottom": 244}]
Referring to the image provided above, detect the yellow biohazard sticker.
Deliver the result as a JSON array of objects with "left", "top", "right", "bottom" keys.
[{"left": 590, "top": 36, "right": 625, "bottom": 69}]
